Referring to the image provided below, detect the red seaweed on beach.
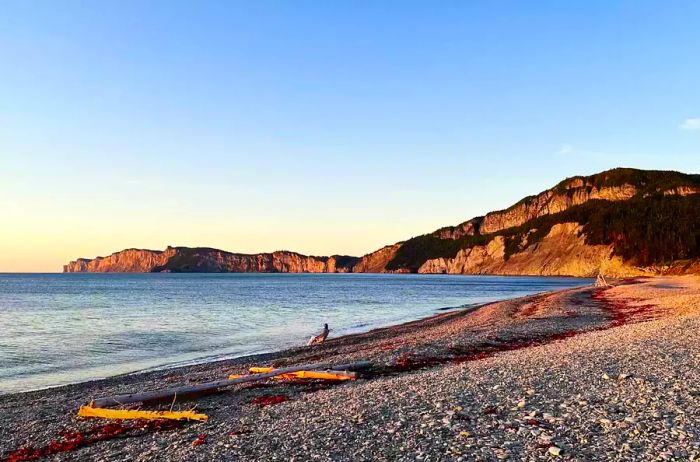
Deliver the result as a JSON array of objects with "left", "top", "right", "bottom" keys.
[
  {"left": 2, "top": 420, "right": 183, "bottom": 462},
  {"left": 391, "top": 353, "right": 443, "bottom": 372},
  {"left": 250, "top": 394, "right": 290, "bottom": 407},
  {"left": 384, "top": 329, "right": 582, "bottom": 375},
  {"left": 592, "top": 288, "right": 657, "bottom": 326},
  {"left": 379, "top": 284, "right": 662, "bottom": 379},
  {"left": 192, "top": 434, "right": 207, "bottom": 447},
  {"left": 394, "top": 352, "right": 414, "bottom": 370}
]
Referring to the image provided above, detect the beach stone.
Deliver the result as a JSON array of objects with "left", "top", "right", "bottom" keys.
[{"left": 3, "top": 276, "right": 700, "bottom": 462}]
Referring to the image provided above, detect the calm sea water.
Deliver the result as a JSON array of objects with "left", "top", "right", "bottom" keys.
[{"left": 0, "top": 273, "right": 590, "bottom": 394}]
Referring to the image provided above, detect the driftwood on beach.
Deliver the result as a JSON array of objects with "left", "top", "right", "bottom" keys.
[
  {"left": 91, "top": 360, "right": 372, "bottom": 408},
  {"left": 595, "top": 274, "right": 609, "bottom": 287}
]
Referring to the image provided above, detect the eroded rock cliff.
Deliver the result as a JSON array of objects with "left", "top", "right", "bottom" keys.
[
  {"left": 417, "top": 223, "right": 644, "bottom": 277},
  {"left": 479, "top": 183, "right": 637, "bottom": 234},
  {"left": 64, "top": 248, "right": 176, "bottom": 273},
  {"left": 64, "top": 168, "right": 700, "bottom": 277},
  {"left": 351, "top": 244, "right": 402, "bottom": 273},
  {"left": 64, "top": 247, "right": 358, "bottom": 273},
  {"left": 355, "top": 168, "right": 700, "bottom": 276}
]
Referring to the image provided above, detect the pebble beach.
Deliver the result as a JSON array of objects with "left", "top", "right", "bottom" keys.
[{"left": 2, "top": 276, "right": 700, "bottom": 461}]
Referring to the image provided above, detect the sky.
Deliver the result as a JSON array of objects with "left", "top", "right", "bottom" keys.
[{"left": 1, "top": 1, "right": 699, "bottom": 272}]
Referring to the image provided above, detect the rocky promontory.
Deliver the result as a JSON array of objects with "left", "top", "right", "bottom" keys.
[
  {"left": 64, "top": 168, "right": 700, "bottom": 277},
  {"left": 64, "top": 247, "right": 359, "bottom": 273}
]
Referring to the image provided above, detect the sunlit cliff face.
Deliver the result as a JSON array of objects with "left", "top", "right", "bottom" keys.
[{"left": 63, "top": 248, "right": 359, "bottom": 274}]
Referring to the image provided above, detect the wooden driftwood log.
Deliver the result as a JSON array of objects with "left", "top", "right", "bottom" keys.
[
  {"left": 78, "top": 405, "right": 208, "bottom": 421},
  {"left": 307, "top": 323, "right": 330, "bottom": 346},
  {"left": 91, "top": 360, "right": 372, "bottom": 408},
  {"left": 245, "top": 367, "right": 358, "bottom": 381},
  {"left": 594, "top": 274, "right": 609, "bottom": 287}
]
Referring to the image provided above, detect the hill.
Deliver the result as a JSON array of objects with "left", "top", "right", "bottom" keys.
[{"left": 64, "top": 168, "right": 700, "bottom": 276}]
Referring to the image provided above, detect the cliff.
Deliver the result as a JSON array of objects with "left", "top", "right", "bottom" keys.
[
  {"left": 64, "top": 247, "right": 359, "bottom": 273},
  {"left": 478, "top": 171, "right": 700, "bottom": 234},
  {"left": 352, "top": 244, "right": 403, "bottom": 273},
  {"left": 358, "top": 168, "right": 700, "bottom": 276},
  {"left": 416, "top": 223, "right": 643, "bottom": 277},
  {"left": 64, "top": 168, "right": 700, "bottom": 277},
  {"left": 65, "top": 248, "right": 174, "bottom": 273}
]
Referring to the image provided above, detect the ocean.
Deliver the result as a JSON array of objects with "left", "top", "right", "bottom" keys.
[{"left": 0, "top": 273, "right": 591, "bottom": 394}]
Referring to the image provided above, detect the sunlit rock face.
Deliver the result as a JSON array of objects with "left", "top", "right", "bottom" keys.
[
  {"left": 417, "top": 223, "right": 645, "bottom": 277},
  {"left": 478, "top": 184, "right": 637, "bottom": 235},
  {"left": 351, "top": 244, "right": 402, "bottom": 273},
  {"left": 64, "top": 247, "right": 359, "bottom": 273},
  {"left": 64, "top": 169, "right": 700, "bottom": 277},
  {"left": 63, "top": 248, "right": 176, "bottom": 272},
  {"left": 362, "top": 169, "right": 700, "bottom": 276}
]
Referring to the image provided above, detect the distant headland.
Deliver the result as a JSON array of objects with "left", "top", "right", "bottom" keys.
[{"left": 64, "top": 168, "right": 700, "bottom": 277}]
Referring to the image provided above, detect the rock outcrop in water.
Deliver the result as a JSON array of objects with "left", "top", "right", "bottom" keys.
[{"left": 64, "top": 168, "right": 700, "bottom": 276}]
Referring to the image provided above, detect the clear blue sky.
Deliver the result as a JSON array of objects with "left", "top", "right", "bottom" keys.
[{"left": 1, "top": 1, "right": 699, "bottom": 271}]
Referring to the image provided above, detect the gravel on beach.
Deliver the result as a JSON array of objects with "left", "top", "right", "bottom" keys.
[{"left": 2, "top": 276, "right": 700, "bottom": 461}]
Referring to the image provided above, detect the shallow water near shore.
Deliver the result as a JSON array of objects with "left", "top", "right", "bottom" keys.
[{"left": 0, "top": 273, "right": 590, "bottom": 394}]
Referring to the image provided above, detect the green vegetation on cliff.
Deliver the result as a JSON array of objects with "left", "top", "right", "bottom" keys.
[
  {"left": 64, "top": 168, "right": 700, "bottom": 275},
  {"left": 387, "top": 194, "right": 700, "bottom": 272},
  {"left": 152, "top": 247, "right": 223, "bottom": 272},
  {"left": 555, "top": 168, "right": 700, "bottom": 194},
  {"left": 496, "top": 168, "right": 700, "bottom": 218}
]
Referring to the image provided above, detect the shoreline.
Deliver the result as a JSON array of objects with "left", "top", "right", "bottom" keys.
[
  {"left": 1, "top": 294, "right": 491, "bottom": 400},
  {"left": 0, "top": 281, "right": 596, "bottom": 399},
  {"left": 2, "top": 275, "right": 591, "bottom": 397},
  {"left": 3, "top": 275, "right": 699, "bottom": 461}
]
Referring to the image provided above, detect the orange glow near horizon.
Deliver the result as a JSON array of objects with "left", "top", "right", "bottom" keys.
[{"left": 0, "top": 205, "right": 446, "bottom": 272}]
